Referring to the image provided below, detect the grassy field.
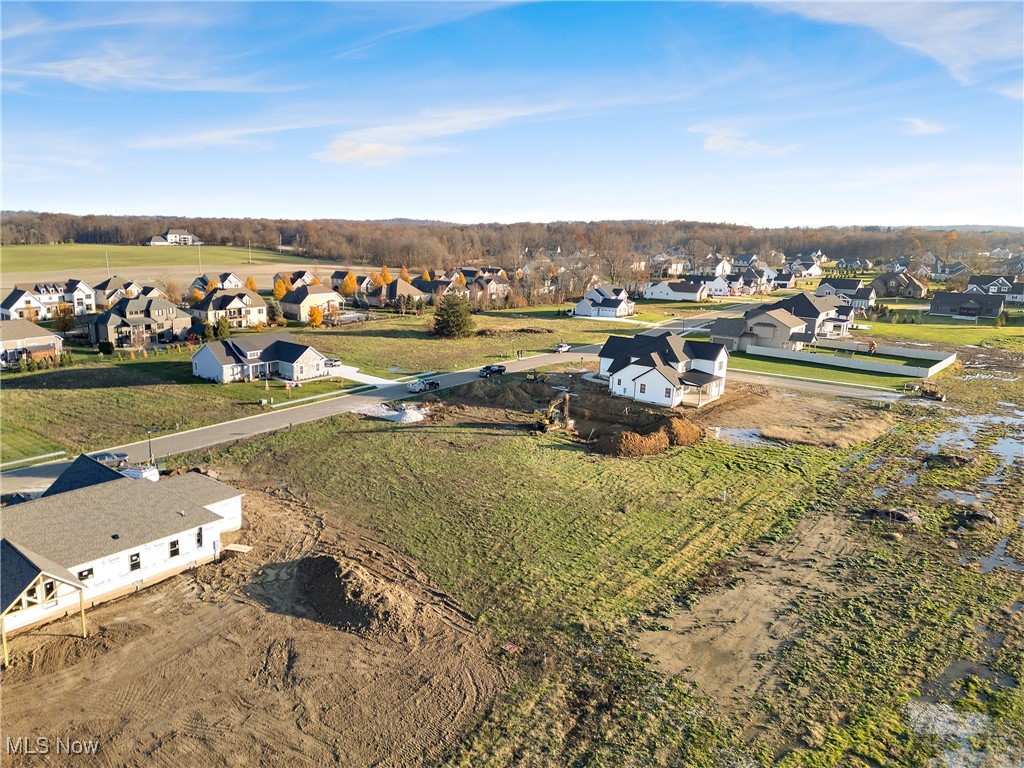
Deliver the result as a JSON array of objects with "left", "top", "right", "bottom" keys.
[
  {"left": 729, "top": 351, "right": 917, "bottom": 389},
  {"left": 0, "top": 243, "right": 316, "bottom": 273},
  {"left": 0, "top": 347, "right": 355, "bottom": 463},
  {"left": 289, "top": 312, "right": 640, "bottom": 377},
  {"left": 177, "top": 372, "right": 1024, "bottom": 765},
  {"left": 854, "top": 312, "right": 1024, "bottom": 350}
]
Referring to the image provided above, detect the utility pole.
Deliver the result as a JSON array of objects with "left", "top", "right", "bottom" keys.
[
  {"left": 198, "top": 243, "right": 203, "bottom": 275},
  {"left": 105, "top": 250, "right": 110, "bottom": 277},
  {"left": 248, "top": 240, "right": 252, "bottom": 265}
]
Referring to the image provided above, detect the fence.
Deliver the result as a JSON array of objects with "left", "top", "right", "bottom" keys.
[{"left": 744, "top": 340, "right": 957, "bottom": 378}]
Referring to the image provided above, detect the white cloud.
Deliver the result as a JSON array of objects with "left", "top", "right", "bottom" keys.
[
  {"left": 4, "top": 45, "right": 291, "bottom": 93},
  {"left": 689, "top": 123, "right": 798, "bottom": 157},
  {"left": 995, "top": 81, "right": 1024, "bottom": 100},
  {"left": 767, "top": 2, "right": 1023, "bottom": 87},
  {"left": 133, "top": 119, "right": 343, "bottom": 150},
  {"left": 898, "top": 117, "right": 947, "bottom": 135},
  {"left": 315, "top": 103, "right": 570, "bottom": 165}
]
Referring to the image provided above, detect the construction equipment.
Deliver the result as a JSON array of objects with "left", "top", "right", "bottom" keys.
[
  {"left": 525, "top": 369, "right": 548, "bottom": 382},
  {"left": 916, "top": 379, "right": 946, "bottom": 402},
  {"left": 532, "top": 392, "right": 575, "bottom": 433}
]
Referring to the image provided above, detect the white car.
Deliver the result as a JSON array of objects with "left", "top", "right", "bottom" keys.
[
  {"left": 406, "top": 378, "right": 440, "bottom": 393},
  {"left": 324, "top": 358, "right": 340, "bottom": 367},
  {"left": 554, "top": 343, "right": 571, "bottom": 353}
]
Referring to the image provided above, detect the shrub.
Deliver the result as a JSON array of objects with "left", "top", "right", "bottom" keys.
[{"left": 97, "top": 340, "right": 115, "bottom": 355}]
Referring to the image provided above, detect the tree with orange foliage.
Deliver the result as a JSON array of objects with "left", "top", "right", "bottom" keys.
[
  {"left": 380, "top": 266, "right": 393, "bottom": 285},
  {"left": 190, "top": 287, "right": 205, "bottom": 305},
  {"left": 245, "top": 276, "right": 258, "bottom": 292},
  {"left": 205, "top": 279, "right": 218, "bottom": 294},
  {"left": 272, "top": 279, "right": 287, "bottom": 300},
  {"left": 421, "top": 268, "right": 431, "bottom": 281},
  {"left": 454, "top": 272, "right": 467, "bottom": 287},
  {"left": 308, "top": 306, "right": 323, "bottom": 328},
  {"left": 340, "top": 272, "right": 358, "bottom": 296},
  {"left": 369, "top": 271, "right": 383, "bottom": 288},
  {"left": 400, "top": 265, "right": 410, "bottom": 282}
]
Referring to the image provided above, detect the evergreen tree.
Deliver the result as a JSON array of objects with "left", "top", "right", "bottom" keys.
[
  {"left": 432, "top": 293, "right": 475, "bottom": 338},
  {"left": 215, "top": 316, "right": 230, "bottom": 339}
]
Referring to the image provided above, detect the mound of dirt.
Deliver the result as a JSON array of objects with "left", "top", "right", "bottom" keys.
[
  {"left": 301, "top": 556, "right": 416, "bottom": 638},
  {"left": 476, "top": 327, "right": 554, "bottom": 336},
  {"left": 593, "top": 417, "right": 703, "bottom": 457},
  {"left": 455, "top": 379, "right": 555, "bottom": 410}
]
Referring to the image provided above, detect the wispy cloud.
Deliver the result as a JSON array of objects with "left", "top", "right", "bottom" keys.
[
  {"left": 315, "top": 103, "right": 570, "bottom": 165},
  {"left": 898, "top": 117, "right": 947, "bottom": 135},
  {"left": 767, "top": 2, "right": 1023, "bottom": 88},
  {"left": 689, "top": 123, "right": 798, "bottom": 157},
  {"left": 1, "top": 6, "right": 204, "bottom": 41},
  {"left": 133, "top": 118, "right": 344, "bottom": 150},
  {"left": 4, "top": 43, "right": 293, "bottom": 93}
]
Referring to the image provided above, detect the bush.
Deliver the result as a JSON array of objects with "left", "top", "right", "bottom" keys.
[{"left": 97, "top": 340, "right": 115, "bottom": 355}]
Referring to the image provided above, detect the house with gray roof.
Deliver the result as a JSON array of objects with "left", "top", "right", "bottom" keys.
[
  {"left": 0, "top": 319, "right": 64, "bottom": 368},
  {"left": 575, "top": 286, "right": 635, "bottom": 317},
  {"left": 148, "top": 227, "right": 202, "bottom": 246},
  {"left": 643, "top": 280, "right": 709, "bottom": 302},
  {"left": 598, "top": 330, "right": 728, "bottom": 408},
  {"left": 870, "top": 272, "right": 928, "bottom": 299},
  {"left": 88, "top": 296, "right": 192, "bottom": 347},
  {"left": 710, "top": 308, "right": 814, "bottom": 352},
  {"left": 279, "top": 284, "right": 342, "bottom": 322},
  {"left": 0, "top": 461, "right": 242, "bottom": 646},
  {"left": 928, "top": 292, "right": 1005, "bottom": 319},
  {"left": 189, "top": 272, "right": 244, "bottom": 294},
  {"left": 0, "top": 279, "right": 96, "bottom": 320},
  {"left": 752, "top": 292, "right": 854, "bottom": 337},
  {"left": 189, "top": 288, "right": 267, "bottom": 329},
  {"left": 191, "top": 332, "right": 327, "bottom": 383}
]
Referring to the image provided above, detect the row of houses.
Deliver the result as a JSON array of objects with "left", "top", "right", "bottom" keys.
[
  {"left": 1, "top": 455, "right": 242, "bottom": 650},
  {"left": 0, "top": 276, "right": 171, "bottom": 322},
  {"left": 709, "top": 293, "right": 855, "bottom": 351}
]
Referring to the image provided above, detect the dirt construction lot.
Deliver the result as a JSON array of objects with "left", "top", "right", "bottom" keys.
[{"left": 0, "top": 472, "right": 505, "bottom": 767}]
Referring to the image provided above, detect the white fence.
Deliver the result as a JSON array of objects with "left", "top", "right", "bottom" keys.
[{"left": 744, "top": 341, "right": 957, "bottom": 378}]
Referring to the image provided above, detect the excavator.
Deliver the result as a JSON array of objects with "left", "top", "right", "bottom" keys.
[{"left": 532, "top": 392, "right": 575, "bottom": 433}]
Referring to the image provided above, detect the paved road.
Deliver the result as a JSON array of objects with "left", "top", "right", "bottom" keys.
[{"left": 1, "top": 333, "right": 902, "bottom": 495}]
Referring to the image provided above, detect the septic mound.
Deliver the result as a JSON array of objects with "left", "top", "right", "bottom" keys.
[
  {"left": 300, "top": 556, "right": 415, "bottom": 637},
  {"left": 594, "top": 417, "right": 703, "bottom": 457}
]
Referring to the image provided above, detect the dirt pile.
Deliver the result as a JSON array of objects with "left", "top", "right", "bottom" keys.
[
  {"left": 594, "top": 417, "right": 704, "bottom": 457},
  {"left": 301, "top": 555, "right": 416, "bottom": 638},
  {"left": 455, "top": 379, "right": 555, "bottom": 410},
  {"left": 476, "top": 327, "right": 554, "bottom": 336}
]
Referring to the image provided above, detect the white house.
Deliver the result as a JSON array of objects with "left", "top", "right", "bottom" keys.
[
  {"left": 279, "top": 284, "right": 343, "bottom": 322},
  {"left": 598, "top": 330, "right": 728, "bottom": 408},
  {"left": 965, "top": 275, "right": 1014, "bottom": 295},
  {"left": 815, "top": 278, "right": 864, "bottom": 299},
  {"left": 790, "top": 261, "right": 823, "bottom": 278},
  {"left": 0, "top": 279, "right": 96, "bottom": 320},
  {"left": 190, "top": 272, "right": 244, "bottom": 294},
  {"left": 684, "top": 274, "right": 733, "bottom": 297},
  {"left": 189, "top": 289, "right": 268, "bottom": 329},
  {"left": 643, "top": 280, "right": 709, "bottom": 302},
  {"left": 149, "top": 228, "right": 202, "bottom": 246},
  {"left": 575, "top": 286, "right": 634, "bottom": 317},
  {"left": 0, "top": 457, "right": 242, "bottom": 648},
  {"left": 1008, "top": 283, "right": 1024, "bottom": 304},
  {"left": 191, "top": 332, "right": 327, "bottom": 383}
]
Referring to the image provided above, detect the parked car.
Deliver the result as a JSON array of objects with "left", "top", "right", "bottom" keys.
[
  {"left": 90, "top": 451, "right": 129, "bottom": 467},
  {"left": 479, "top": 364, "right": 507, "bottom": 378},
  {"left": 324, "top": 358, "right": 340, "bottom": 367},
  {"left": 406, "top": 378, "right": 440, "bottom": 393},
  {"left": 554, "top": 342, "right": 571, "bottom": 353}
]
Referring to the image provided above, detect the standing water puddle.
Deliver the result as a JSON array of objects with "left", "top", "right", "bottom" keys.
[
  {"left": 965, "top": 537, "right": 1024, "bottom": 575},
  {"left": 938, "top": 489, "right": 994, "bottom": 504},
  {"left": 713, "top": 428, "right": 775, "bottom": 447}
]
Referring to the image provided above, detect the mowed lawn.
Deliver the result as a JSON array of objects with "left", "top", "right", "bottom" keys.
[
  {"left": 289, "top": 311, "right": 641, "bottom": 377},
  {"left": 0, "top": 243, "right": 315, "bottom": 273},
  {"left": 853, "top": 311, "right": 1024, "bottom": 350},
  {"left": 0, "top": 349, "right": 354, "bottom": 464},
  {"left": 729, "top": 351, "right": 917, "bottom": 389}
]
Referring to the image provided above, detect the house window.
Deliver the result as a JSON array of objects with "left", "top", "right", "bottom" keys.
[
  {"left": 717, "top": 361, "right": 724, "bottom": 372},
  {"left": 129, "top": 553, "right": 141, "bottom": 571},
  {"left": 169, "top": 540, "right": 180, "bottom": 558},
  {"left": 639, "top": 383, "right": 646, "bottom": 394},
  {"left": 616, "top": 378, "right": 621, "bottom": 386},
  {"left": 196, "top": 528, "right": 203, "bottom": 548},
  {"left": 665, "top": 388, "right": 672, "bottom": 399},
  {"left": 78, "top": 568, "right": 94, "bottom": 581},
  {"left": 43, "top": 580, "right": 56, "bottom": 601}
]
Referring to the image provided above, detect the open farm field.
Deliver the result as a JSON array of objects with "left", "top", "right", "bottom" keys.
[{"left": 0, "top": 244, "right": 339, "bottom": 293}]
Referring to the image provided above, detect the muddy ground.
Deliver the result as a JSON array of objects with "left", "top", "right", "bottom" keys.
[{"left": 0, "top": 473, "right": 506, "bottom": 767}]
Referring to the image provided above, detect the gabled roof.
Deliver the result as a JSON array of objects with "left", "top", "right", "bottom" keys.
[
  {"left": 818, "top": 278, "right": 863, "bottom": 291},
  {"left": 197, "top": 332, "right": 321, "bottom": 367},
  {"left": 0, "top": 319, "right": 61, "bottom": 342},
  {"left": 92, "top": 276, "right": 139, "bottom": 293},
  {"left": 2, "top": 478, "right": 225, "bottom": 568},
  {"left": 967, "top": 275, "right": 1011, "bottom": 287},
  {"left": 930, "top": 291, "right": 1005, "bottom": 314},
  {"left": 1, "top": 540, "right": 81, "bottom": 614},
  {"left": 191, "top": 289, "right": 266, "bottom": 313},
  {"left": 708, "top": 317, "right": 747, "bottom": 339},
  {"left": 851, "top": 287, "right": 876, "bottom": 300},
  {"left": 0, "top": 289, "right": 43, "bottom": 310},
  {"left": 41, "top": 454, "right": 125, "bottom": 498},
  {"left": 753, "top": 309, "right": 807, "bottom": 330},
  {"left": 280, "top": 284, "right": 338, "bottom": 304},
  {"left": 161, "top": 472, "right": 243, "bottom": 508},
  {"left": 752, "top": 292, "right": 845, "bottom": 321},
  {"left": 663, "top": 280, "right": 704, "bottom": 293}
]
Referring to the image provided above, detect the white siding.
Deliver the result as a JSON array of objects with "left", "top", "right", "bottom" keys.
[{"left": 192, "top": 344, "right": 232, "bottom": 383}]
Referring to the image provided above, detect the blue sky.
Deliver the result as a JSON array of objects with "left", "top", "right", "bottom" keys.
[{"left": 3, "top": 1, "right": 1022, "bottom": 227}]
